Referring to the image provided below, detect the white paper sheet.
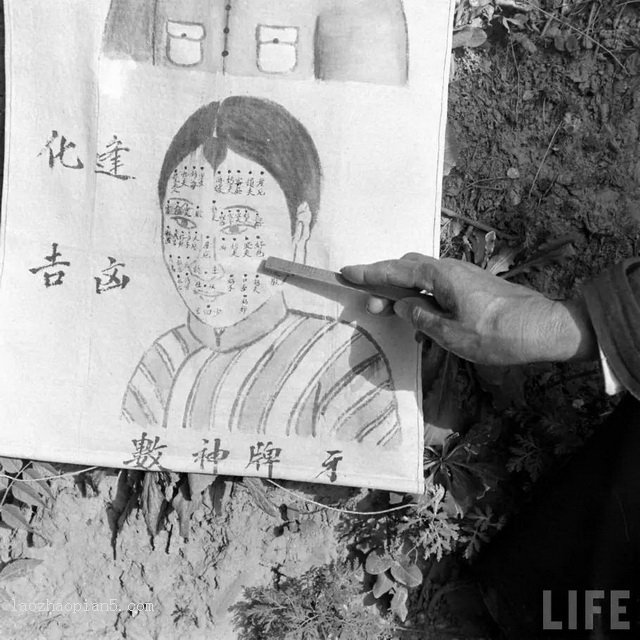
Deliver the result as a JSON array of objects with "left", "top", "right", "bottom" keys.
[{"left": 0, "top": 0, "right": 453, "bottom": 493}]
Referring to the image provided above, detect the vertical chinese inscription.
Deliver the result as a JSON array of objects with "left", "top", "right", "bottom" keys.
[
  {"left": 96, "top": 135, "right": 135, "bottom": 180},
  {"left": 38, "top": 130, "right": 84, "bottom": 170},
  {"left": 316, "top": 450, "right": 344, "bottom": 483},
  {"left": 192, "top": 438, "right": 230, "bottom": 474},
  {"left": 94, "top": 257, "right": 130, "bottom": 294},
  {"left": 246, "top": 441, "right": 282, "bottom": 479},
  {"left": 123, "top": 432, "right": 168, "bottom": 470},
  {"left": 29, "top": 243, "right": 70, "bottom": 287}
]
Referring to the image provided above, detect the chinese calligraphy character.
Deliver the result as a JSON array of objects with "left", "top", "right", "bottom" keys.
[
  {"left": 29, "top": 242, "right": 70, "bottom": 287},
  {"left": 246, "top": 441, "right": 282, "bottom": 478},
  {"left": 96, "top": 135, "right": 135, "bottom": 180},
  {"left": 38, "top": 130, "right": 84, "bottom": 170},
  {"left": 94, "top": 256, "right": 130, "bottom": 294},
  {"left": 123, "top": 432, "right": 167, "bottom": 470},
  {"left": 192, "top": 438, "right": 230, "bottom": 474},
  {"left": 316, "top": 450, "right": 344, "bottom": 483}
]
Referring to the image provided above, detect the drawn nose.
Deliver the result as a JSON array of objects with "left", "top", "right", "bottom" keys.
[{"left": 189, "top": 238, "right": 225, "bottom": 281}]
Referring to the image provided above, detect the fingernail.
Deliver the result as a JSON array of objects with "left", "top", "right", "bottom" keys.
[{"left": 394, "top": 299, "right": 408, "bottom": 317}]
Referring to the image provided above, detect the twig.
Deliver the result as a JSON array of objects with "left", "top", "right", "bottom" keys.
[
  {"left": 0, "top": 466, "right": 99, "bottom": 482},
  {"left": 510, "top": 38, "right": 521, "bottom": 125},
  {"left": 528, "top": 121, "right": 563, "bottom": 197},
  {"left": 441, "top": 207, "right": 519, "bottom": 241},
  {"left": 521, "top": 1, "right": 628, "bottom": 73},
  {"left": 265, "top": 479, "right": 414, "bottom": 516},
  {"left": 462, "top": 177, "right": 512, "bottom": 191}
]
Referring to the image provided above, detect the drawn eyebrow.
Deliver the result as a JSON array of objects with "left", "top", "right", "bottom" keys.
[
  {"left": 222, "top": 205, "right": 258, "bottom": 214},
  {"left": 166, "top": 197, "right": 195, "bottom": 209}
]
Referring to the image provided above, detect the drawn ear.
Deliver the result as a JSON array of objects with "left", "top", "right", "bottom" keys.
[{"left": 292, "top": 202, "right": 312, "bottom": 264}]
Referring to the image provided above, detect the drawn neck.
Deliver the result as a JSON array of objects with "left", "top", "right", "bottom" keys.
[{"left": 187, "top": 293, "right": 288, "bottom": 352}]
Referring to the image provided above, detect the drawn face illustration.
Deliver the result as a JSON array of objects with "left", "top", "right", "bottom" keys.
[{"left": 162, "top": 148, "right": 304, "bottom": 327}]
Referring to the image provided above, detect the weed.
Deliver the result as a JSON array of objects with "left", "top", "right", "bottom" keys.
[{"left": 232, "top": 562, "right": 396, "bottom": 640}]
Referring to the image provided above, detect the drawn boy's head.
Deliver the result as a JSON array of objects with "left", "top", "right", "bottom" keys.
[{"left": 159, "top": 97, "right": 322, "bottom": 328}]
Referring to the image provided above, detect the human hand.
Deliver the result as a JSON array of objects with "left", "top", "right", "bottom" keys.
[{"left": 341, "top": 253, "right": 596, "bottom": 366}]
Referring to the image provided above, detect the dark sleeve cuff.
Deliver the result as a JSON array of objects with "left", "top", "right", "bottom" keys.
[{"left": 583, "top": 257, "right": 640, "bottom": 401}]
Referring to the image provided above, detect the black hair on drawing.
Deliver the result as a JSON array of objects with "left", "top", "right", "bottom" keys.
[{"left": 159, "top": 97, "right": 322, "bottom": 234}]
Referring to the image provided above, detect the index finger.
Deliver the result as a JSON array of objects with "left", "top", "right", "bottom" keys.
[{"left": 341, "top": 257, "right": 440, "bottom": 292}]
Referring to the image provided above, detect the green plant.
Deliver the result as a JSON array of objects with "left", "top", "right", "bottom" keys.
[
  {"left": 232, "top": 562, "right": 395, "bottom": 640},
  {"left": 423, "top": 433, "right": 498, "bottom": 514},
  {"left": 459, "top": 505, "right": 506, "bottom": 560},
  {"left": 0, "top": 457, "right": 55, "bottom": 534},
  {"left": 364, "top": 551, "right": 422, "bottom": 622},
  {"left": 399, "top": 485, "right": 462, "bottom": 563}
]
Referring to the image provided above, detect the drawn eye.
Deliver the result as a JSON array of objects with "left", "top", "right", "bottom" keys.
[
  {"left": 171, "top": 216, "right": 196, "bottom": 230},
  {"left": 221, "top": 224, "right": 248, "bottom": 235}
]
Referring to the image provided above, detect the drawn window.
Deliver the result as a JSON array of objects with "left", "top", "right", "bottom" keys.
[
  {"left": 256, "top": 25, "right": 298, "bottom": 74},
  {"left": 166, "top": 20, "right": 205, "bottom": 67}
]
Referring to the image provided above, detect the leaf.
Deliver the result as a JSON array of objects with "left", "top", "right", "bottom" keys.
[
  {"left": 423, "top": 352, "right": 463, "bottom": 435},
  {"left": 474, "top": 364, "right": 526, "bottom": 409},
  {"left": 22, "top": 469, "right": 54, "bottom": 500},
  {"left": 11, "top": 483, "right": 46, "bottom": 509},
  {"left": 0, "top": 558, "right": 42, "bottom": 583},
  {"left": 172, "top": 483, "right": 194, "bottom": 540},
  {"left": 0, "top": 504, "right": 34, "bottom": 532},
  {"left": 503, "top": 235, "right": 578, "bottom": 280},
  {"left": 141, "top": 472, "right": 166, "bottom": 536},
  {"left": 0, "top": 458, "right": 23, "bottom": 474},
  {"left": 208, "top": 477, "right": 233, "bottom": 516},
  {"left": 512, "top": 32, "right": 537, "bottom": 54},
  {"left": 372, "top": 572, "right": 394, "bottom": 599},
  {"left": 31, "top": 462, "right": 59, "bottom": 478},
  {"left": 188, "top": 473, "right": 214, "bottom": 500},
  {"left": 443, "top": 126, "right": 459, "bottom": 177},
  {"left": 388, "top": 492, "right": 404, "bottom": 505},
  {"left": 452, "top": 27, "right": 487, "bottom": 49},
  {"left": 365, "top": 551, "right": 394, "bottom": 575},
  {"left": 390, "top": 562, "right": 422, "bottom": 588},
  {"left": 487, "top": 247, "right": 520, "bottom": 276},
  {"left": 390, "top": 585, "right": 409, "bottom": 622},
  {"left": 484, "top": 231, "right": 497, "bottom": 265},
  {"left": 242, "top": 477, "right": 279, "bottom": 518}
]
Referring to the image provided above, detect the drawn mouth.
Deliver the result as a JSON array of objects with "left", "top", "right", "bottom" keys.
[{"left": 195, "top": 288, "right": 225, "bottom": 300}]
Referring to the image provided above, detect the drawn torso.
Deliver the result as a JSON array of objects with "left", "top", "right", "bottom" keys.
[
  {"left": 123, "top": 305, "right": 401, "bottom": 448},
  {"left": 103, "top": 0, "right": 409, "bottom": 86}
]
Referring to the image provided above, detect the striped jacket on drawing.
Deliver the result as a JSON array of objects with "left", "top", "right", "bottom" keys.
[{"left": 122, "top": 303, "right": 401, "bottom": 448}]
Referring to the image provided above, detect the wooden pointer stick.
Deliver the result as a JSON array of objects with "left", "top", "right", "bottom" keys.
[{"left": 260, "top": 257, "right": 420, "bottom": 302}]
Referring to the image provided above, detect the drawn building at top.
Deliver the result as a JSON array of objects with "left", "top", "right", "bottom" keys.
[{"left": 102, "top": 0, "right": 409, "bottom": 86}]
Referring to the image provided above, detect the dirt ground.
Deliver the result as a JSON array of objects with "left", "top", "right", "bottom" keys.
[{"left": 2, "top": 2, "right": 640, "bottom": 639}]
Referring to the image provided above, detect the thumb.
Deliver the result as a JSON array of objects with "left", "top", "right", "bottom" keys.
[{"left": 394, "top": 296, "right": 448, "bottom": 342}]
